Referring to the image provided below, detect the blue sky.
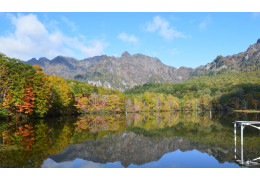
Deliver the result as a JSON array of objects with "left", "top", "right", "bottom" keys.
[{"left": 0, "top": 12, "right": 260, "bottom": 68}]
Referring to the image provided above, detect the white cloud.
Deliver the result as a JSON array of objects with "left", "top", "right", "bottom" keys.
[
  {"left": 145, "top": 16, "right": 186, "bottom": 41},
  {"left": 117, "top": 32, "right": 138, "bottom": 43},
  {"left": 0, "top": 13, "right": 108, "bottom": 60},
  {"left": 61, "top": 16, "right": 77, "bottom": 32},
  {"left": 41, "top": 158, "right": 103, "bottom": 168},
  {"left": 78, "top": 40, "right": 109, "bottom": 57},
  {"left": 199, "top": 16, "right": 211, "bottom": 31}
]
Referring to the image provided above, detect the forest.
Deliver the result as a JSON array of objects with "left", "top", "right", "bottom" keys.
[
  {"left": 0, "top": 54, "right": 128, "bottom": 120},
  {"left": 0, "top": 53, "right": 77, "bottom": 120},
  {"left": 1, "top": 54, "right": 260, "bottom": 122},
  {"left": 125, "top": 71, "right": 260, "bottom": 112}
]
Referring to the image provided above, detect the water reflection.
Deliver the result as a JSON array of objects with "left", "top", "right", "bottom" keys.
[
  {"left": 0, "top": 112, "right": 260, "bottom": 168},
  {"left": 42, "top": 150, "right": 241, "bottom": 168},
  {"left": 234, "top": 121, "right": 260, "bottom": 167}
]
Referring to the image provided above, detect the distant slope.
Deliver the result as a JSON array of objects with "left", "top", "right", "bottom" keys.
[
  {"left": 124, "top": 71, "right": 260, "bottom": 95},
  {"left": 192, "top": 39, "right": 260, "bottom": 76},
  {"left": 24, "top": 55, "right": 104, "bottom": 79},
  {"left": 24, "top": 52, "right": 194, "bottom": 91}
]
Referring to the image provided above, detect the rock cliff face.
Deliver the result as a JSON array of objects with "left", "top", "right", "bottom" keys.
[
  {"left": 193, "top": 39, "right": 260, "bottom": 76},
  {"left": 24, "top": 52, "right": 194, "bottom": 91},
  {"left": 49, "top": 131, "right": 235, "bottom": 167},
  {"left": 83, "top": 52, "right": 194, "bottom": 91}
]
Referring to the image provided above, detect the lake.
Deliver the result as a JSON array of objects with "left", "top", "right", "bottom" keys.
[{"left": 0, "top": 112, "right": 260, "bottom": 168}]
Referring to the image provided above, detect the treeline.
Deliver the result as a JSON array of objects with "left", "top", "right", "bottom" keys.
[
  {"left": 74, "top": 70, "right": 260, "bottom": 113},
  {"left": 125, "top": 71, "right": 260, "bottom": 111},
  {"left": 66, "top": 79, "right": 122, "bottom": 97},
  {"left": 66, "top": 79, "right": 126, "bottom": 113}
]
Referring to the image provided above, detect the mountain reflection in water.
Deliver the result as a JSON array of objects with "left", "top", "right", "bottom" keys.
[{"left": 1, "top": 112, "right": 260, "bottom": 168}]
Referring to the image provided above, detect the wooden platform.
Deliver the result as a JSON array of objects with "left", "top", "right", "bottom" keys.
[{"left": 234, "top": 121, "right": 260, "bottom": 130}]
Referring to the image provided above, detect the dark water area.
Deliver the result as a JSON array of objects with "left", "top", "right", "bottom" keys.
[{"left": 0, "top": 112, "right": 260, "bottom": 168}]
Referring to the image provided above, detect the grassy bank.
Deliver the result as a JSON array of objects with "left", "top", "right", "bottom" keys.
[{"left": 234, "top": 110, "right": 260, "bottom": 113}]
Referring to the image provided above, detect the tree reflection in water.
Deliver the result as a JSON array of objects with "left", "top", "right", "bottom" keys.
[{"left": 0, "top": 112, "right": 259, "bottom": 168}]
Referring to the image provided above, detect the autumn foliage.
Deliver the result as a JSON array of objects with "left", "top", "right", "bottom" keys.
[
  {"left": 14, "top": 86, "right": 35, "bottom": 114},
  {"left": 14, "top": 125, "right": 35, "bottom": 151},
  {"left": 0, "top": 54, "right": 76, "bottom": 120}
]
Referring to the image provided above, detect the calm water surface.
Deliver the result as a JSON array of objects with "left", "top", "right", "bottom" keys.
[{"left": 1, "top": 112, "right": 260, "bottom": 168}]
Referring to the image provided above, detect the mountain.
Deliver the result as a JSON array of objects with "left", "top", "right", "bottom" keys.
[
  {"left": 24, "top": 55, "right": 104, "bottom": 79},
  {"left": 192, "top": 39, "right": 260, "bottom": 76},
  {"left": 24, "top": 52, "right": 194, "bottom": 91},
  {"left": 24, "top": 39, "right": 260, "bottom": 90}
]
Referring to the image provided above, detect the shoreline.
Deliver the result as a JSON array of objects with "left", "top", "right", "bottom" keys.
[{"left": 234, "top": 110, "right": 260, "bottom": 113}]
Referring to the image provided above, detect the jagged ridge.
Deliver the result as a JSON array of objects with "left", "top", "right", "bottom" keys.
[
  {"left": 192, "top": 39, "right": 260, "bottom": 76},
  {"left": 24, "top": 52, "right": 194, "bottom": 91},
  {"left": 24, "top": 39, "right": 260, "bottom": 90}
]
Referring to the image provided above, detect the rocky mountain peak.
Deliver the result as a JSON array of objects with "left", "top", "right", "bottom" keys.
[
  {"left": 24, "top": 57, "right": 50, "bottom": 69},
  {"left": 28, "top": 58, "right": 37, "bottom": 61},
  {"left": 247, "top": 39, "right": 260, "bottom": 51},
  {"left": 121, "top": 51, "right": 131, "bottom": 58},
  {"left": 38, "top": 57, "right": 50, "bottom": 61},
  {"left": 53, "top": 55, "right": 77, "bottom": 61},
  {"left": 192, "top": 38, "right": 260, "bottom": 76}
]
